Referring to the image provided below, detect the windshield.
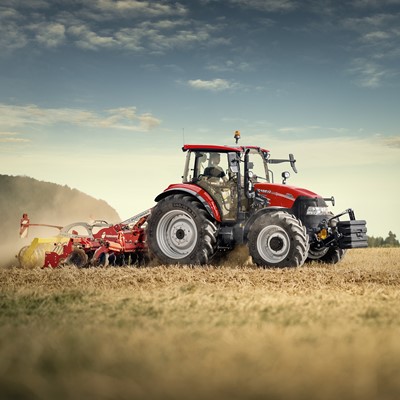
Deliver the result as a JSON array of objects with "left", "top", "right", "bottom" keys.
[
  {"left": 247, "top": 149, "right": 270, "bottom": 182},
  {"left": 183, "top": 148, "right": 270, "bottom": 183}
]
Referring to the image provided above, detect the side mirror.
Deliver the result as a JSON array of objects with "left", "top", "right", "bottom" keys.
[{"left": 289, "top": 154, "right": 297, "bottom": 173}]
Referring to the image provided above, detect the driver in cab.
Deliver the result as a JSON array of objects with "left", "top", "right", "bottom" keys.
[{"left": 203, "top": 153, "right": 226, "bottom": 181}]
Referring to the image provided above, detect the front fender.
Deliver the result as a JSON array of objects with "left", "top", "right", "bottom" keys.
[{"left": 155, "top": 184, "right": 221, "bottom": 222}]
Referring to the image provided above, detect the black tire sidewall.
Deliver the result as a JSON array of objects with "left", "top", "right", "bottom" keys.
[
  {"left": 147, "top": 195, "right": 216, "bottom": 265},
  {"left": 67, "top": 249, "right": 88, "bottom": 268},
  {"left": 248, "top": 211, "right": 308, "bottom": 268}
]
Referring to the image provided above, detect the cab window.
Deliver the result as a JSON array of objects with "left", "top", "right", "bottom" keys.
[{"left": 248, "top": 150, "right": 269, "bottom": 182}]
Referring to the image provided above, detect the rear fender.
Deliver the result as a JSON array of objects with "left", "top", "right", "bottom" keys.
[{"left": 155, "top": 185, "right": 221, "bottom": 222}]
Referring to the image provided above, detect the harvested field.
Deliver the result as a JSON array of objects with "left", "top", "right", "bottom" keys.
[{"left": 1, "top": 247, "right": 400, "bottom": 400}]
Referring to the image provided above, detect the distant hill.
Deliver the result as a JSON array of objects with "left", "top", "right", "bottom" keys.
[{"left": 0, "top": 174, "right": 120, "bottom": 266}]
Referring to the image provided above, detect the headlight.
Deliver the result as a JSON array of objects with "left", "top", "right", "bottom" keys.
[{"left": 306, "top": 206, "right": 329, "bottom": 215}]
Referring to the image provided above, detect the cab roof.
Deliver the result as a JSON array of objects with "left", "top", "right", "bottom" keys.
[{"left": 182, "top": 144, "right": 269, "bottom": 153}]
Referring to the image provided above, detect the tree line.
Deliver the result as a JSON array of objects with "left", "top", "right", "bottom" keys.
[{"left": 367, "top": 231, "right": 399, "bottom": 247}]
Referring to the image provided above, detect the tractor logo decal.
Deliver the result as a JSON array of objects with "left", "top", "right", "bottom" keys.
[{"left": 257, "top": 189, "right": 295, "bottom": 201}]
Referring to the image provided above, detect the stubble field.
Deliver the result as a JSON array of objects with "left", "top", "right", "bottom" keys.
[{"left": 0, "top": 247, "right": 399, "bottom": 400}]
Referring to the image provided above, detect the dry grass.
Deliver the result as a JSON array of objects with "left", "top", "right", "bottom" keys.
[{"left": 0, "top": 248, "right": 400, "bottom": 400}]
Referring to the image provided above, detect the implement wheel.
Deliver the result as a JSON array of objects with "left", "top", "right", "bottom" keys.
[
  {"left": 248, "top": 211, "right": 309, "bottom": 268},
  {"left": 65, "top": 249, "right": 88, "bottom": 268},
  {"left": 147, "top": 194, "right": 218, "bottom": 265}
]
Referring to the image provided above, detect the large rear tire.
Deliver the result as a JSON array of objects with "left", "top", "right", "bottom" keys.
[
  {"left": 147, "top": 194, "right": 218, "bottom": 265},
  {"left": 248, "top": 211, "right": 309, "bottom": 268}
]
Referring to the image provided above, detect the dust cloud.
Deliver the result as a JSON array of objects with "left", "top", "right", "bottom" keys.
[{"left": 0, "top": 175, "right": 120, "bottom": 267}]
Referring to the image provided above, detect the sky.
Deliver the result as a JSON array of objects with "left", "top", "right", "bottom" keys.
[{"left": 0, "top": 0, "right": 399, "bottom": 237}]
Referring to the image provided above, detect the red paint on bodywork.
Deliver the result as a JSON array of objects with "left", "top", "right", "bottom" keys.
[
  {"left": 162, "top": 183, "right": 222, "bottom": 222},
  {"left": 183, "top": 144, "right": 270, "bottom": 154},
  {"left": 43, "top": 216, "right": 148, "bottom": 268},
  {"left": 254, "top": 183, "right": 321, "bottom": 208}
]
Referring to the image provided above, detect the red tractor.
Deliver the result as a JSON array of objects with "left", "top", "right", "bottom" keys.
[{"left": 146, "top": 144, "right": 367, "bottom": 267}]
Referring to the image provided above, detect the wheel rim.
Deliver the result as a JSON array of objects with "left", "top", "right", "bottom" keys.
[
  {"left": 156, "top": 210, "right": 198, "bottom": 259},
  {"left": 257, "top": 225, "right": 290, "bottom": 263}
]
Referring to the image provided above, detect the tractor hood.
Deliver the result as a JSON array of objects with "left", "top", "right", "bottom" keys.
[{"left": 254, "top": 183, "right": 321, "bottom": 208}]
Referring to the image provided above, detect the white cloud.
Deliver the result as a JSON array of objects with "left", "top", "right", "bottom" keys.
[
  {"left": 0, "top": 8, "right": 28, "bottom": 51},
  {"left": 187, "top": 78, "right": 238, "bottom": 91},
  {"left": 206, "top": 60, "right": 253, "bottom": 72},
  {"left": 361, "top": 30, "right": 391, "bottom": 42},
  {"left": 0, "top": 104, "right": 161, "bottom": 132},
  {"left": 1, "top": 0, "right": 49, "bottom": 8},
  {"left": 349, "top": 58, "right": 391, "bottom": 88},
  {"left": 0, "top": 1, "right": 227, "bottom": 54},
  {"left": 383, "top": 135, "right": 400, "bottom": 148},
  {"left": 0, "top": 131, "right": 19, "bottom": 135},
  {"left": 68, "top": 24, "right": 116, "bottom": 50},
  {"left": 342, "top": 13, "right": 397, "bottom": 30},
  {"left": 0, "top": 131, "right": 30, "bottom": 143},
  {"left": 229, "top": 0, "right": 296, "bottom": 12},
  {"left": 101, "top": 107, "right": 161, "bottom": 131},
  {"left": 352, "top": 0, "right": 400, "bottom": 8},
  {"left": 341, "top": 13, "right": 400, "bottom": 51},
  {"left": 339, "top": 10, "right": 400, "bottom": 86},
  {"left": 90, "top": 0, "right": 187, "bottom": 19},
  {"left": 32, "top": 22, "right": 66, "bottom": 47},
  {"left": 278, "top": 126, "right": 321, "bottom": 134},
  {"left": 61, "top": 18, "right": 226, "bottom": 53},
  {"left": 0, "top": 137, "right": 30, "bottom": 143},
  {"left": 278, "top": 126, "right": 349, "bottom": 134},
  {"left": 0, "top": 7, "right": 21, "bottom": 19}
]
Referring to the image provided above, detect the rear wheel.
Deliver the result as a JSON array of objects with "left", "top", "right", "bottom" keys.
[
  {"left": 248, "top": 211, "right": 309, "bottom": 268},
  {"left": 147, "top": 194, "right": 218, "bottom": 265}
]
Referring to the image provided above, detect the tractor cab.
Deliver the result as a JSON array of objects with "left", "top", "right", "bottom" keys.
[{"left": 181, "top": 145, "right": 271, "bottom": 221}]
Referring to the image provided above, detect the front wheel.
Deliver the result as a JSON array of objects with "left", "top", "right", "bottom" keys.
[
  {"left": 146, "top": 194, "right": 218, "bottom": 265},
  {"left": 248, "top": 211, "right": 309, "bottom": 268},
  {"left": 305, "top": 247, "right": 329, "bottom": 262},
  {"left": 318, "top": 246, "right": 347, "bottom": 264}
]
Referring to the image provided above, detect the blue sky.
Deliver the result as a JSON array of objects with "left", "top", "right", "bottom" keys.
[{"left": 0, "top": 0, "right": 399, "bottom": 237}]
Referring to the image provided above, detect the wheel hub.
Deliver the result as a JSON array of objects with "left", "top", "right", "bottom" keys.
[
  {"left": 257, "top": 225, "right": 290, "bottom": 263},
  {"left": 156, "top": 210, "right": 198, "bottom": 259},
  {"left": 175, "top": 228, "right": 185, "bottom": 240},
  {"left": 270, "top": 236, "right": 284, "bottom": 252}
]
